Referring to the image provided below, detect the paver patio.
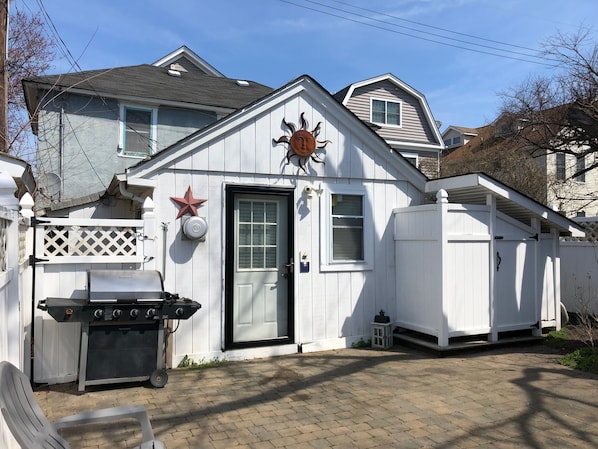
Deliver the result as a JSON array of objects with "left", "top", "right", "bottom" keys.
[{"left": 33, "top": 344, "right": 598, "bottom": 448}]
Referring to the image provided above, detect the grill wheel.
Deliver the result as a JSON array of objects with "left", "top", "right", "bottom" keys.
[{"left": 150, "top": 369, "right": 168, "bottom": 388}]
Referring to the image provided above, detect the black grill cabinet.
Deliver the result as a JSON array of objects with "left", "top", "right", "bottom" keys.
[{"left": 38, "top": 270, "right": 201, "bottom": 391}]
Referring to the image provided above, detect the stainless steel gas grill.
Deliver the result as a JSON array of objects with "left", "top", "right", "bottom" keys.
[{"left": 38, "top": 270, "right": 201, "bottom": 392}]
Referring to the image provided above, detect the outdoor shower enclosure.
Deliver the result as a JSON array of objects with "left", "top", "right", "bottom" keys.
[{"left": 393, "top": 182, "right": 564, "bottom": 348}]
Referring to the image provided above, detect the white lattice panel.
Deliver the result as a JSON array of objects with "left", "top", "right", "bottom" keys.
[
  {"left": 563, "top": 220, "right": 598, "bottom": 242},
  {"left": 43, "top": 225, "right": 138, "bottom": 257}
]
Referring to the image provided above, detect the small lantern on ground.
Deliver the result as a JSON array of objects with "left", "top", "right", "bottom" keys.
[{"left": 371, "top": 310, "right": 392, "bottom": 349}]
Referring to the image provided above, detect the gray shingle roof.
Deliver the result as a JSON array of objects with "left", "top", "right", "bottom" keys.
[{"left": 24, "top": 64, "right": 272, "bottom": 111}]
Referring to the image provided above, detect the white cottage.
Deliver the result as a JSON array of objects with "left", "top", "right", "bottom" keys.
[
  {"left": 29, "top": 75, "right": 585, "bottom": 382},
  {"left": 96, "top": 75, "right": 427, "bottom": 364}
]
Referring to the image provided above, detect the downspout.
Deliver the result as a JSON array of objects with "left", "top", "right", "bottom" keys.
[
  {"left": 119, "top": 181, "right": 145, "bottom": 204},
  {"left": 161, "top": 222, "right": 169, "bottom": 281}
]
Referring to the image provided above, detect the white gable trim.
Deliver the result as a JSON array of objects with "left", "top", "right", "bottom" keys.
[
  {"left": 425, "top": 173, "right": 584, "bottom": 237},
  {"left": 152, "top": 45, "right": 225, "bottom": 77},
  {"left": 386, "top": 139, "right": 445, "bottom": 153},
  {"left": 442, "top": 126, "right": 478, "bottom": 138},
  {"left": 127, "top": 76, "right": 427, "bottom": 190},
  {"left": 337, "top": 73, "right": 444, "bottom": 147}
]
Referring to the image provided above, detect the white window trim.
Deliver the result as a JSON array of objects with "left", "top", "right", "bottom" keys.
[
  {"left": 118, "top": 104, "right": 158, "bottom": 158},
  {"left": 400, "top": 152, "right": 418, "bottom": 168},
  {"left": 370, "top": 97, "right": 402, "bottom": 128},
  {"left": 319, "top": 184, "right": 374, "bottom": 272}
]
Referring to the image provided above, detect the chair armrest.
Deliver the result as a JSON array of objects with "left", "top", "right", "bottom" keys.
[{"left": 52, "top": 405, "right": 156, "bottom": 443}]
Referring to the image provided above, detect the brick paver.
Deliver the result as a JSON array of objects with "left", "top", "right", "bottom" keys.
[{"left": 34, "top": 344, "right": 598, "bottom": 448}]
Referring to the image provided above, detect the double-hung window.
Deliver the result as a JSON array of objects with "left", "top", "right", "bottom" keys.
[
  {"left": 331, "top": 194, "right": 364, "bottom": 261},
  {"left": 120, "top": 105, "right": 156, "bottom": 157},
  {"left": 576, "top": 155, "right": 586, "bottom": 183},
  {"left": 371, "top": 98, "right": 401, "bottom": 127},
  {"left": 555, "top": 153, "right": 566, "bottom": 181},
  {"left": 321, "top": 185, "right": 373, "bottom": 271}
]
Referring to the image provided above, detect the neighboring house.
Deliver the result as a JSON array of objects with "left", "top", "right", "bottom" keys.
[
  {"left": 442, "top": 126, "right": 478, "bottom": 152},
  {"left": 442, "top": 113, "right": 598, "bottom": 218},
  {"left": 22, "top": 46, "right": 272, "bottom": 206},
  {"left": 334, "top": 74, "right": 444, "bottom": 178}
]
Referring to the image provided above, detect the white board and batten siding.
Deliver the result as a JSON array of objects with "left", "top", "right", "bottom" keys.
[{"left": 136, "top": 86, "right": 425, "bottom": 364}]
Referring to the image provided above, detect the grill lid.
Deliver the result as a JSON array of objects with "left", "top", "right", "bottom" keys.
[{"left": 88, "top": 270, "right": 165, "bottom": 303}]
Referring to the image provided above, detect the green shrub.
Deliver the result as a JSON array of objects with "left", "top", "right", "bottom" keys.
[
  {"left": 351, "top": 338, "right": 371, "bottom": 348},
  {"left": 559, "top": 347, "right": 598, "bottom": 373},
  {"left": 545, "top": 328, "right": 570, "bottom": 346}
]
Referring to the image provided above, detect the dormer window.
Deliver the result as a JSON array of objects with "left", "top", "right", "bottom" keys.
[
  {"left": 371, "top": 98, "right": 401, "bottom": 127},
  {"left": 120, "top": 105, "right": 157, "bottom": 157}
]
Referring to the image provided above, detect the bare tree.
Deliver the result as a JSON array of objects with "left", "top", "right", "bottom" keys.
[
  {"left": 441, "top": 126, "right": 549, "bottom": 204},
  {"left": 499, "top": 29, "right": 598, "bottom": 179},
  {"left": 7, "top": 8, "right": 55, "bottom": 158}
]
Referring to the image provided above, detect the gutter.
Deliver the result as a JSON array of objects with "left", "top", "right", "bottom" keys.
[{"left": 119, "top": 181, "right": 145, "bottom": 204}]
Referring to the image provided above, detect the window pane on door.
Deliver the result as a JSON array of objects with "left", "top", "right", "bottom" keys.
[{"left": 237, "top": 200, "right": 278, "bottom": 269}]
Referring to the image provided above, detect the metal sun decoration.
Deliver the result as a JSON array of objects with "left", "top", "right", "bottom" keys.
[
  {"left": 170, "top": 186, "right": 207, "bottom": 219},
  {"left": 273, "top": 112, "right": 329, "bottom": 174}
]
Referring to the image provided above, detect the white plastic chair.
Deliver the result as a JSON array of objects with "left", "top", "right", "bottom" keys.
[{"left": 0, "top": 361, "right": 165, "bottom": 448}]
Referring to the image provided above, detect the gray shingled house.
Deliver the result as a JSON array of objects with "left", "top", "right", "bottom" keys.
[{"left": 22, "top": 46, "right": 272, "bottom": 207}]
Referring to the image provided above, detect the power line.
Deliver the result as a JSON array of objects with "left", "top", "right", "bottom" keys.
[
  {"left": 279, "top": 0, "right": 557, "bottom": 67},
  {"left": 330, "top": 0, "right": 542, "bottom": 54},
  {"left": 33, "top": 0, "right": 83, "bottom": 73}
]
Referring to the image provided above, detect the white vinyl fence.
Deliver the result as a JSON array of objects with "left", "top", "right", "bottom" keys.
[
  {"left": 0, "top": 173, "right": 25, "bottom": 368},
  {"left": 561, "top": 218, "right": 598, "bottom": 315},
  {"left": 0, "top": 172, "right": 31, "bottom": 449}
]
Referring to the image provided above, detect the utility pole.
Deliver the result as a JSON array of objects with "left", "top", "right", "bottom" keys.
[{"left": 0, "top": 0, "right": 8, "bottom": 152}]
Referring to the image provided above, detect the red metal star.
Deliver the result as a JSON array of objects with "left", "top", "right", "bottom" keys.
[{"left": 171, "top": 186, "right": 207, "bottom": 219}]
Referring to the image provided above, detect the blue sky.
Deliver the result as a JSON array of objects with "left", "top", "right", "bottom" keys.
[{"left": 17, "top": 0, "right": 597, "bottom": 130}]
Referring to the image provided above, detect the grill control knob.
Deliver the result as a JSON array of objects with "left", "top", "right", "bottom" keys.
[
  {"left": 130, "top": 308, "right": 139, "bottom": 319},
  {"left": 112, "top": 309, "right": 122, "bottom": 319},
  {"left": 93, "top": 309, "right": 104, "bottom": 319},
  {"left": 146, "top": 308, "right": 156, "bottom": 319},
  {"left": 175, "top": 307, "right": 185, "bottom": 318}
]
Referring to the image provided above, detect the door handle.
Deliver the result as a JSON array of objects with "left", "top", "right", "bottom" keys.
[
  {"left": 496, "top": 251, "right": 502, "bottom": 272},
  {"left": 282, "top": 258, "right": 294, "bottom": 278}
]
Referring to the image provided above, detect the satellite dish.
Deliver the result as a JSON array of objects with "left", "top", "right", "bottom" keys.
[{"left": 38, "top": 173, "right": 61, "bottom": 200}]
